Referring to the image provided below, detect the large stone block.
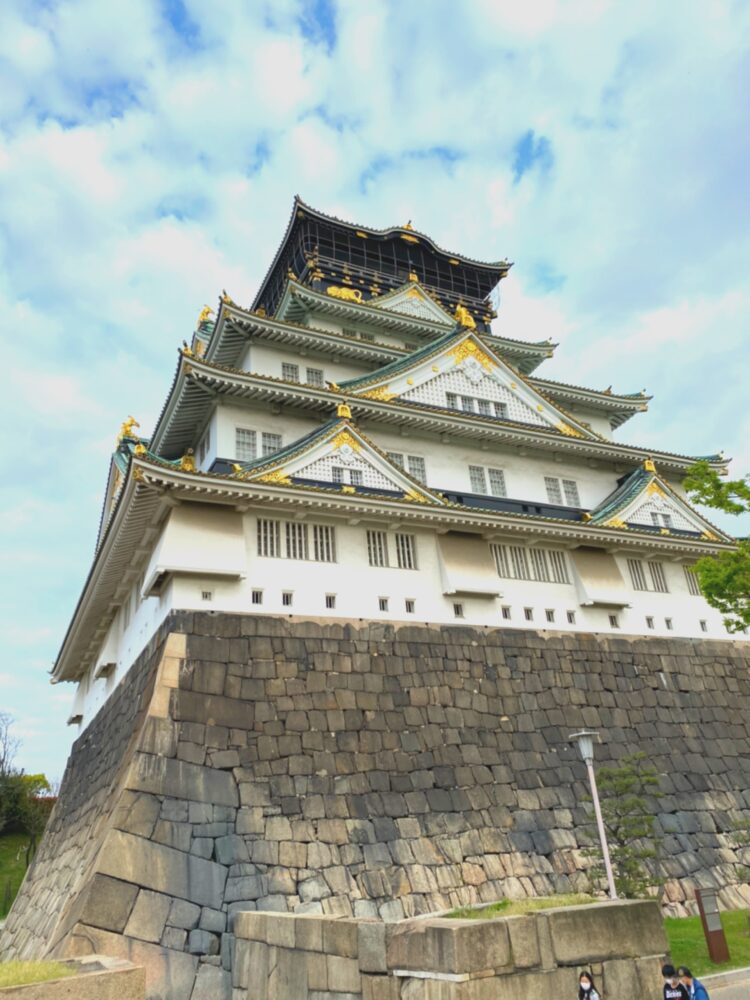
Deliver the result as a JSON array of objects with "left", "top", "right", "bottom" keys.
[
  {"left": 543, "top": 901, "right": 666, "bottom": 964},
  {"left": 387, "top": 919, "right": 511, "bottom": 976},
  {"left": 124, "top": 888, "right": 172, "bottom": 943},
  {"left": 97, "top": 830, "right": 227, "bottom": 909},
  {"left": 127, "top": 753, "right": 238, "bottom": 807},
  {"left": 78, "top": 875, "right": 139, "bottom": 934},
  {"left": 175, "top": 690, "right": 255, "bottom": 731}
]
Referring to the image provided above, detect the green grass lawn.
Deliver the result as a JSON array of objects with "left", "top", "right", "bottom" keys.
[
  {"left": 0, "top": 960, "right": 75, "bottom": 988},
  {"left": 448, "top": 893, "right": 596, "bottom": 919},
  {"left": 0, "top": 832, "right": 31, "bottom": 918},
  {"left": 665, "top": 909, "right": 750, "bottom": 977}
]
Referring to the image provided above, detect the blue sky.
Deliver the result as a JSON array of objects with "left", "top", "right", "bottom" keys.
[{"left": 1, "top": 0, "right": 749, "bottom": 778}]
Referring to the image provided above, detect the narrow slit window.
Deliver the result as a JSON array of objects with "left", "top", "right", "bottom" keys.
[
  {"left": 609, "top": 614, "right": 619, "bottom": 628},
  {"left": 201, "top": 590, "right": 213, "bottom": 602},
  {"left": 567, "top": 610, "right": 576, "bottom": 624},
  {"left": 501, "top": 606, "right": 511, "bottom": 620},
  {"left": 453, "top": 603, "right": 464, "bottom": 618},
  {"left": 405, "top": 599, "right": 415, "bottom": 614},
  {"left": 699, "top": 619, "right": 707, "bottom": 632},
  {"left": 282, "top": 591, "right": 293, "bottom": 607},
  {"left": 646, "top": 616, "right": 655, "bottom": 629},
  {"left": 252, "top": 590, "right": 263, "bottom": 605},
  {"left": 378, "top": 597, "right": 389, "bottom": 611},
  {"left": 545, "top": 609, "right": 555, "bottom": 623},
  {"left": 524, "top": 607, "right": 534, "bottom": 621},
  {"left": 665, "top": 617, "right": 673, "bottom": 630},
  {"left": 325, "top": 594, "right": 336, "bottom": 609}
]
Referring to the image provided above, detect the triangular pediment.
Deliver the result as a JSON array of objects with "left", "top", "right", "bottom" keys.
[
  {"left": 588, "top": 465, "right": 731, "bottom": 540},
  {"left": 340, "top": 329, "right": 597, "bottom": 440},
  {"left": 236, "top": 417, "right": 445, "bottom": 505},
  {"left": 369, "top": 282, "right": 455, "bottom": 326}
]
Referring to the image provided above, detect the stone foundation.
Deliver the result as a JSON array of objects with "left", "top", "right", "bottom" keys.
[{"left": 2, "top": 613, "right": 750, "bottom": 999}]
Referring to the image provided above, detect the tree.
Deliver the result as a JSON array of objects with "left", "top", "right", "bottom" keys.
[
  {"left": 0, "top": 715, "right": 54, "bottom": 867},
  {"left": 683, "top": 461, "right": 750, "bottom": 633},
  {"left": 585, "top": 752, "right": 662, "bottom": 899}
]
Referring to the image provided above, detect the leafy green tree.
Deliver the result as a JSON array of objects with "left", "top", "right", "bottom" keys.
[
  {"left": 683, "top": 461, "right": 750, "bottom": 633},
  {"left": 585, "top": 752, "right": 662, "bottom": 899},
  {"left": 0, "top": 715, "right": 53, "bottom": 867}
]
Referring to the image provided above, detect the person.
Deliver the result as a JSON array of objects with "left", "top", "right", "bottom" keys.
[
  {"left": 662, "top": 964, "right": 690, "bottom": 999},
  {"left": 677, "top": 966, "right": 710, "bottom": 1000},
  {"left": 578, "top": 970, "right": 602, "bottom": 1000}
]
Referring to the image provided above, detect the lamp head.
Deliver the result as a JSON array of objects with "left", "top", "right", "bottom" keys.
[{"left": 568, "top": 730, "right": 599, "bottom": 764}]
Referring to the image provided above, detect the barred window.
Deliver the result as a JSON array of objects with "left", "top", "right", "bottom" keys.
[
  {"left": 544, "top": 476, "right": 563, "bottom": 504},
  {"left": 358, "top": 331, "right": 375, "bottom": 342},
  {"left": 628, "top": 558, "right": 669, "bottom": 593},
  {"left": 286, "top": 522, "right": 308, "bottom": 561},
  {"left": 446, "top": 392, "right": 458, "bottom": 409},
  {"left": 258, "top": 519, "right": 281, "bottom": 557},
  {"left": 460, "top": 396, "right": 474, "bottom": 413},
  {"left": 258, "top": 519, "right": 334, "bottom": 562},
  {"left": 306, "top": 367, "right": 324, "bottom": 386},
  {"left": 350, "top": 469, "right": 363, "bottom": 486},
  {"left": 650, "top": 561, "right": 668, "bottom": 593},
  {"left": 683, "top": 565, "right": 701, "bottom": 596},
  {"left": 477, "top": 399, "right": 492, "bottom": 416},
  {"left": 395, "top": 533, "right": 417, "bottom": 569},
  {"left": 651, "top": 512, "right": 673, "bottom": 528},
  {"left": 282, "top": 362, "right": 299, "bottom": 382},
  {"left": 494, "top": 402, "right": 508, "bottom": 419},
  {"left": 367, "top": 531, "right": 389, "bottom": 567},
  {"left": 469, "top": 466, "right": 486, "bottom": 493},
  {"left": 313, "top": 524, "right": 336, "bottom": 563},
  {"left": 492, "top": 544, "right": 569, "bottom": 584},
  {"left": 332, "top": 466, "right": 344, "bottom": 483},
  {"left": 262, "top": 432, "right": 282, "bottom": 457},
  {"left": 545, "top": 476, "right": 580, "bottom": 506},
  {"left": 387, "top": 451, "right": 404, "bottom": 467},
  {"left": 468, "top": 465, "right": 507, "bottom": 498},
  {"left": 235, "top": 428, "right": 257, "bottom": 462},
  {"left": 407, "top": 456, "right": 426, "bottom": 483}
]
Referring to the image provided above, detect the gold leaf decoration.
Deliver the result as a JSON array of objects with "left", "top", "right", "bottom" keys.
[
  {"left": 448, "top": 339, "right": 493, "bottom": 370},
  {"left": 361, "top": 385, "right": 396, "bottom": 402},
  {"left": 331, "top": 430, "right": 361, "bottom": 452}
]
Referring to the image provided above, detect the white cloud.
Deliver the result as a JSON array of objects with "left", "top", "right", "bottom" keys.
[{"left": 2, "top": 0, "right": 750, "bottom": 775}]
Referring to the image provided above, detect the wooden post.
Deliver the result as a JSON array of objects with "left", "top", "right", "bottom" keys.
[{"left": 695, "top": 888, "right": 730, "bottom": 963}]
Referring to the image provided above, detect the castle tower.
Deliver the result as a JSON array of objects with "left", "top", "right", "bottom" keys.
[{"left": 3, "top": 200, "right": 749, "bottom": 1000}]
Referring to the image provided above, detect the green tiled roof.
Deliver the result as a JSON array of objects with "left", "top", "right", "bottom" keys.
[
  {"left": 338, "top": 327, "right": 463, "bottom": 391},
  {"left": 588, "top": 467, "right": 652, "bottom": 524}
]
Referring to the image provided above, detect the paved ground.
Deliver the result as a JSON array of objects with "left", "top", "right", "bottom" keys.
[{"left": 712, "top": 983, "right": 749, "bottom": 999}]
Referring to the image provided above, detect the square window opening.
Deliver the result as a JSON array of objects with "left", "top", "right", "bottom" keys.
[
  {"left": 524, "top": 607, "right": 534, "bottom": 621},
  {"left": 325, "top": 594, "right": 336, "bottom": 609},
  {"left": 665, "top": 617, "right": 673, "bottom": 630},
  {"left": 252, "top": 590, "right": 263, "bottom": 605},
  {"left": 282, "top": 592, "right": 293, "bottom": 607},
  {"left": 609, "top": 614, "right": 619, "bottom": 628},
  {"left": 453, "top": 603, "right": 464, "bottom": 618},
  {"left": 545, "top": 609, "right": 555, "bottom": 623},
  {"left": 378, "top": 597, "right": 389, "bottom": 612},
  {"left": 201, "top": 591, "right": 213, "bottom": 602},
  {"left": 699, "top": 620, "right": 708, "bottom": 632},
  {"left": 646, "top": 616, "right": 655, "bottom": 629},
  {"left": 566, "top": 610, "right": 576, "bottom": 624},
  {"left": 501, "top": 606, "right": 512, "bottom": 620},
  {"left": 405, "top": 599, "right": 415, "bottom": 614}
]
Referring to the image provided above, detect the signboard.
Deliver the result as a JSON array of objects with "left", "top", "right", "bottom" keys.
[{"left": 695, "top": 888, "right": 730, "bottom": 963}]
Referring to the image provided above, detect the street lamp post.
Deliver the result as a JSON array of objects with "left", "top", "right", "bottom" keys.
[{"left": 569, "top": 730, "right": 618, "bottom": 901}]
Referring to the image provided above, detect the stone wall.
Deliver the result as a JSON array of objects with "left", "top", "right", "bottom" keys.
[
  {"left": 232, "top": 900, "right": 667, "bottom": 999},
  {"left": 2, "top": 613, "right": 750, "bottom": 1000}
]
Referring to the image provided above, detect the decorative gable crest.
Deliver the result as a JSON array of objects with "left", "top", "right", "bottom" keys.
[
  {"left": 369, "top": 281, "right": 455, "bottom": 326},
  {"left": 233, "top": 417, "right": 445, "bottom": 506},
  {"left": 339, "top": 329, "right": 597, "bottom": 440}
]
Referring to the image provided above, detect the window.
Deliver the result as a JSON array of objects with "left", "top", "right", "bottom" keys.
[
  {"left": 651, "top": 512, "right": 673, "bottom": 529},
  {"left": 700, "top": 620, "right": 707, "bottom": 632},
  {"left": 524, "top": 607, "right": 534, "bottom": 621},
  {"left": 404, "top": 341, "right": 418, "bottom": 351},
  {"left": 378, "top": 597, "right": 389, "bottom": 611},
  {"left": 282, "top": 592, "right": 293, "bottom": 607},
  {"left": 501, "top": 606, "right": 512, "bottom": 620},
  {"left": 446, "top": 392, "right": 458, "bottom": 409},
  {"left": 387, "top": 452, "right": 426, "bottom": 483},
  {"left": 609, "top": 614, "right": 619, "bottom": 629},
  {"left": 358, "top": 331, "right": 375, "bottom": 342},
  {"left": 395, "top": 533, "right": 417, "bottom": 570},
  {"left": 262, "top": 432, "right": 282, "bottom": 457},
  {"left": 313, "top": 524, "right": 336, "bottom": 563},
  {"left": 567, "top": 610, "right": 576, "bottom": 624},
  {"left": 258, "top": 518, "right": 281, "bottom": 557},
  {"left": 306, "top": 367, "right": 324, "bottom": 387},
  {"left": 460, "top": 395, "right": 474, "bottom": 413},
  {"left": 684, "top": 565, "right": 701, "bottom": 596},
  {"left": 646, "top": 616, "right": 655, "bottom": 629},
  {"left": 546, "top": 609, "right": 555, "bottom": 623},
  {"left": 258, "top": 519, "right": 335, "bottom": 562},
  {"left": 236, "top": 428, "right": 257, "bottom": 462},
  {"left": 405, "top": 599, "right": 415, "bottom": 614},
  {"left": 453, "top": 603, "right": 464, "bottom": 618},
  {"left": 665, "top": 617, "right": 673, "bottom": 631},
  {"left": 494, "top": 402, "right": 508, "bottom": 419},
  {"left": 286, "top": 522, "right": 308, "bottom": 560},
  {"left": 332, "top": 466, "right": 363, "bottom": 486},
  {"left": 282, "top": 362, "right": 299, "bottom": 382},
  {"left": 367, "top": 530, "right": 389, "bottom": 567},
  {"left": 446, "top": 393, "right": 509, "bottom": 419},
  {"left": 469, "top": 466, "right": 507, "bottom": 497},
  {"left": 325, "top": 594, "right": 336, "bottom": 609},
  {"left": 492, "top": 544, "right": 569, "bottom": 584},
  {"left": 201, "top": 590, "right": 213, "bottom": 602},
  {"left": 545, "top": 477, "right": 580, "bottom": 506},
  {"left": 627, "top": 559, "right": 669, "bottom": 593},
  {"left": 252, "top": 590, "right": 263, "bottom": 605},
  {"left": 477, "top": 399, "right": 492, "bottom": 416}
]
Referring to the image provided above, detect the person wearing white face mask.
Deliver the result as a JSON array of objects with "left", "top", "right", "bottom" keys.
[{"left": 578, "top": 970, "right": 602, "bottom": 1000}]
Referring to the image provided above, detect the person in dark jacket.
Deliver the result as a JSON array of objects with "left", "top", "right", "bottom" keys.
[
  {"left": 578, "top": 970, "right": 602, "bottom": 1000},
  {"left": 662, "top": 963, "right": 689, "bottom": 1000},
  {"left": 678, "top": 966, "right": 710, "bottom": 1000}
]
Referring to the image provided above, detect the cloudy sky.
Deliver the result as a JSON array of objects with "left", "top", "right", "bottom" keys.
[{"left": 2, "top": 0, "right": 749, "bottom": 778}]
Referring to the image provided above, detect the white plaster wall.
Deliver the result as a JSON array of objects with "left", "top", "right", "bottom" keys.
[
  {"left": 241, "top": 343, "right": 369, "bottom": 383},
  {"left": 73, "top": 506, "right": 746, "bottom": 728}
]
